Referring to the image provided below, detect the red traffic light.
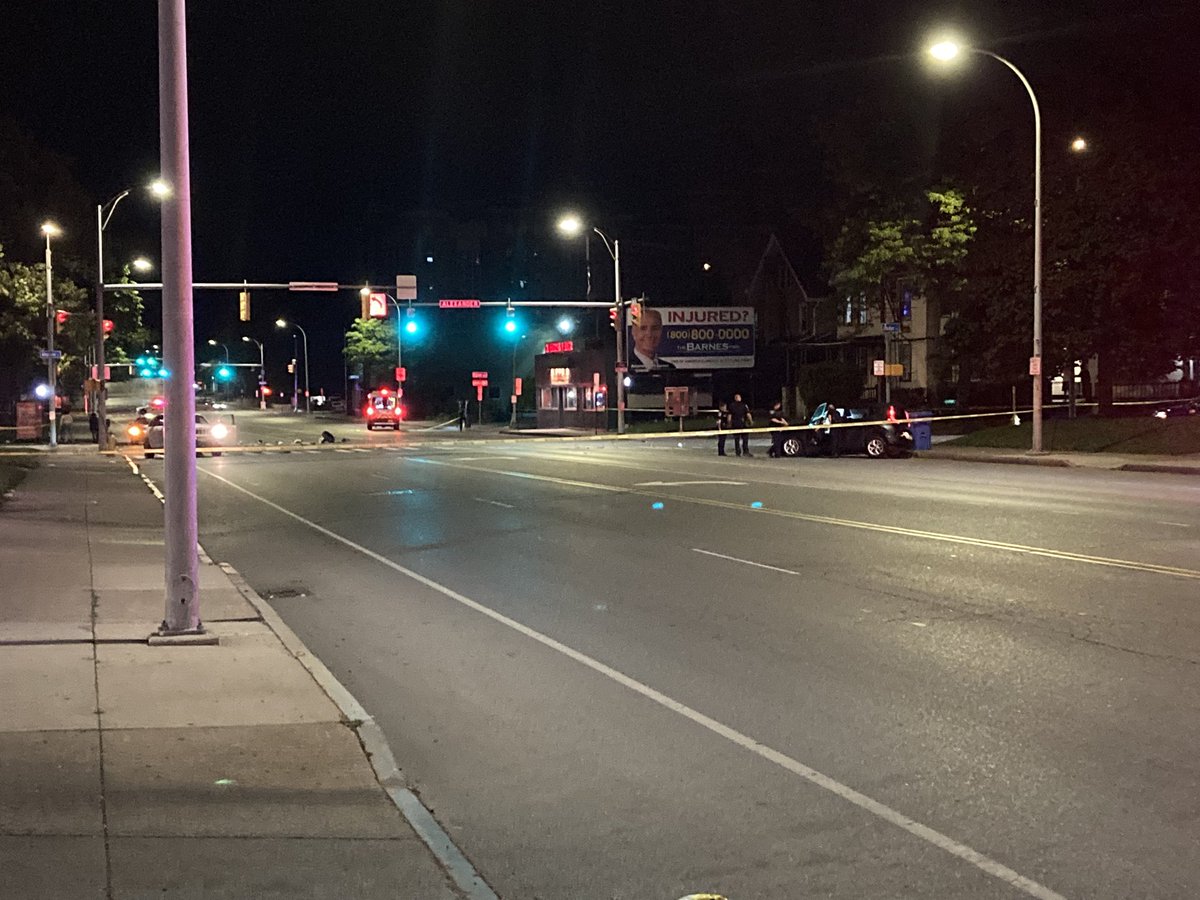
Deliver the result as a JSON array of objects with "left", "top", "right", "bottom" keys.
[
  {"left": 609, "top": 306, "right": 618, "bottom": 330},
  {"left": 102, "top": 319, "right": 114, "bottom": 334}
]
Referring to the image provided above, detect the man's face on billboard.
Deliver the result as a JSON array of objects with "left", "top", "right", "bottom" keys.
[{"left": 632, "top": 310, "right": 663, "bottom": 355}]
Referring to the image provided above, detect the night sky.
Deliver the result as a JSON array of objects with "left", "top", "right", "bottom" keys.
[{"left": 2, "top": 1, "right": 1192, "bottom": 398}]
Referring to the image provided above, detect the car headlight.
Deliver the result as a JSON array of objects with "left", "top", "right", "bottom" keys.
[
  {"left": 128, "top": 425, "right": 141, "bottom": 437},
  {"left": 211, "top": 423, "right": 229, "bottom": 440}
]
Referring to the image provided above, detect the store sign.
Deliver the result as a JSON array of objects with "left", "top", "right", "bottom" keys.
[
  {"left": 544, "top": 340, "right": 574, "bottom": 354},
  {"left": 628, "top": 306, "right": 755, "bottom": 370},
  {"left": 549, "top": 367, "right": 571, "bottom": 385}
]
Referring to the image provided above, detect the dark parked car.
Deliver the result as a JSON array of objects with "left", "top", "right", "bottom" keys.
[{"left": 780, "top": 402, "right": 914, "bottom": 459}]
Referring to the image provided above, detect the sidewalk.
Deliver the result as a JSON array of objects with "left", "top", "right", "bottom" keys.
[
  {"left": 919, "top": 443, "right": 1200, "bottom": 475},
  {"left": 0, "top": 454, "right": 473, "bottom": 899}
]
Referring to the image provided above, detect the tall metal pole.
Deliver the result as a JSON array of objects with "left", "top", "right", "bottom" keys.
[
  {"left": 44, "top": 233, "right": 58, "bottom": 449},
  {"left": 94, "top": 205, "right": 108, "bottom": 448},
  {"left": 613, "top": 238, "right": 625, "bottom": 435},
  {"left": 158, "top": 0, "right": 201, "bottom": 634},
  {"left": 300, "top": 326, "right": 311, "bottom": 414},
  {"left": 979, "top": 50, "right": 1043, "bottom": 453},
  {"left": 292, "top": 335, "right": 299, "bottom": 412}
]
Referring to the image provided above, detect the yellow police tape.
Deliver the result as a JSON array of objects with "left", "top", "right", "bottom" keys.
[{"left": 70, "top": 407, "right": 1029, "bottom": 458}]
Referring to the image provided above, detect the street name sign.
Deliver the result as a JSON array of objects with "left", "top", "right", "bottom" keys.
[{"left": 440, "top": 298, "right": 481, "bottom": 309}]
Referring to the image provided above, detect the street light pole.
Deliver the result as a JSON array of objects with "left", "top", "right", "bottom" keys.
[
  {"left": 929, "top": 40, "right": 1044, "bottom": 453},
  {"left": 158, "top": 0, "right": 202, "bottom": 635},
  {"left": 95, "top": 192, "right": 127, "bottom": 450},
  {"left": 242, "top": 336, "right": 265, "bottom": 408},
  {"left": 41, "top": 223, "right": 60, "bottom": 448},
  {"left": 599, "top": 230, "right": 626, "bottom": 435},
  {"left": 277, "top": 320, "right": 310, "bottom": 414}
]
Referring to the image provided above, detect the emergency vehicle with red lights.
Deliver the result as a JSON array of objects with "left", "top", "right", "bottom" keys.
[{"left": 365, "top": 388, "right": 404, "bottom": 430}]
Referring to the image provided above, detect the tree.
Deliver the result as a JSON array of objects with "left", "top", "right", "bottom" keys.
[
  {"left": 0, "top": 244, "right": 91, "bottom": 410},
  {"left": 343, "top": 318, "right": 396, "bottom": 387}
]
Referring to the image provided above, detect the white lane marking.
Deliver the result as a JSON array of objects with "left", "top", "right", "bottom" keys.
[
  {"left": 411, "top": 457, "right": 625, "bottom": 493},
  {"left": 1158, "top": 521, "right": 1193, "bottom": 528},
  {"left": 636, "top": 480, "right": 747, "bottom": 487},
  {"left": 692, "top": 548, "right": 801, "bottom": 576},
  {"left": 409, "top": 457, "right": 1200, "bottom": 581},
  {"left": 909, "top": 622, "right": 929, "bottom": 628},
  {"left": 352, "top": 447, "right": 370, "bottom": 453},
  {"left": 452, "top": 455, "right": 519, "bottom": 462},
  {"left": 474, "top": 497, "right": 515, "bottom": 509},
  {"left": 335, "top": 448, "right": 353, "bottom": 453},
  {"left": 200, "top": 467, "right": 1067, "bottom": 900}
]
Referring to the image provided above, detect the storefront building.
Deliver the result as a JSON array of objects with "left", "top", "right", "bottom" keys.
[{"left": 533, "top": 349, "right": 608, "bottom": 429}]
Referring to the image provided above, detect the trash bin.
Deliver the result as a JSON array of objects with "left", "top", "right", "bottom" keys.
[{"left": 909, "top": 410, "right": 933, "bottom": 451}]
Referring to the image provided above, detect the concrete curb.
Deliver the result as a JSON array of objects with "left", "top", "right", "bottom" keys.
[
  {"left": 217, "top": 562, "right": 499, "bottom": 900},
  {"left": 921, "top": 450, "right": 1200, "bottom": 475},
  {"left": 917, "top": 451, "right": 1072, "bottom": 468},
  {"left": 1118, "top": 463, "right": 1200, "bottom": 476}
]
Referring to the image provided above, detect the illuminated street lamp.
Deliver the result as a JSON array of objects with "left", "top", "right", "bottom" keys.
[
  {"left": 557, "top": 316, "right": 574, "bottom": 335},
  {"left": 276, "top": 318, "right": 310, "bottom": 413},
  {"left": 242, "top": 335, "right": 266, "bottom": 408},
  {"left": 1070, "top": 136, "right": 1088, "bottom": 153},
  {"left": 927, "top": 35, "right": 1046, "bottom": 453},
  {"left": 40, "top": 221, "right": 61, "bottom": 448},
  {"left": 557, "top": 213, "right": 626, "bottom": 434},
  {"left": 94, "top": 179, "right": 169, "bottom": 449}
]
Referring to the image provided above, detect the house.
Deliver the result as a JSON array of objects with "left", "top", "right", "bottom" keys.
[{"left": 744, "top": 234, "right": 941, "bottom": 412}]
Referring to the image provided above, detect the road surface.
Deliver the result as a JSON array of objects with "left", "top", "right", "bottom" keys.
[{"left": 138, "top": 439, "right": 1200, "bottom": 899}]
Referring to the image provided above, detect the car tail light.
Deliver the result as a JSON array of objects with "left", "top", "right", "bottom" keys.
[
  {"left": 365, "top": 406, "right": 376, "bottom": 417},
  {"left": 886, "top": 405, "right": 898, "bottom": 423}
]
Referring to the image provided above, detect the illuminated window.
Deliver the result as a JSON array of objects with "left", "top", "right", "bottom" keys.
[
  {"left": 539, "top": 387, "right": 554, "bottom": 409},
  {"left": 564, "top": 387, "right": 578, "bottom": 411}
]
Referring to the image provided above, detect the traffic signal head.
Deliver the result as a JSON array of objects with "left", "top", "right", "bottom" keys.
[
  {"left": 609, "top": 306, "right": 618, "bottom": 330},
  {"left": 629, "top": 301, "right": 641, "bottom": 326},
  {"left": 504, "top": 319, "right": 517, "bottom": 334},
  {"left": 404, "top": 318, "right": 419, "bottom": 335},
  {"left": 216, "top": 366, "right": 233, "bottom": 382}
]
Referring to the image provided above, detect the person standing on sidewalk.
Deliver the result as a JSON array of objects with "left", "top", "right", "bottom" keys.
[
  {"left": 715, "top": 402, "right": 730, "bottom": 456},
  {"left": 767, "top": 402, "right": 788, "bottom": 457},
  {"left": 89, "top": 410, "right": 99, "bottom": 443},
  {"left": 59, "top": 410, "right": 74, "bottom": 444},
  {"left": 728, "top": 393, "right": 752, "bottom": 457}
]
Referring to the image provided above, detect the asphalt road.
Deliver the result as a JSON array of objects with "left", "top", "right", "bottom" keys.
[{"left": 137, "top": 438, "right": 1200, "bottom": 899}]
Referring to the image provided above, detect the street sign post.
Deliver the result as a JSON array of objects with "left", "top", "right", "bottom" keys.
[
  {"left": 883, "top": 321, "right": 902, "bottom": 333},
  {"left": 873, "top": 359, "right": 885, "bottom": 376},
  {"left": 394, "top": 366, "right": 407, "bottom": 383},
  {"left": 39, "top": 349, "right": 63, "bottom": 360},
  {"left": 440, "top": 298, "right": 481, "bottom": 309}
]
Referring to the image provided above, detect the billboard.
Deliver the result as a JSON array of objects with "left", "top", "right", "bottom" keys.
[{"left": 628, "top": 306, "right": 755, "bottom": 370}]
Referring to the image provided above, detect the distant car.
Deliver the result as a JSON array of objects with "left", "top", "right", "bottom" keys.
[
  {"left": 124, "top": 411, "right": 157, "bottom": 446},
  {"left": 780, "top": 402, "right": 914, "bottom": 459},
  {"left": 143, "top": 413, "right": 237, "bottom": 458},
  {"left": 1153, "top": 399, "right": 1199, "bottom": 419},
  {"left": 365, "top": 389, "right": 404, "bottom": 430}
]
